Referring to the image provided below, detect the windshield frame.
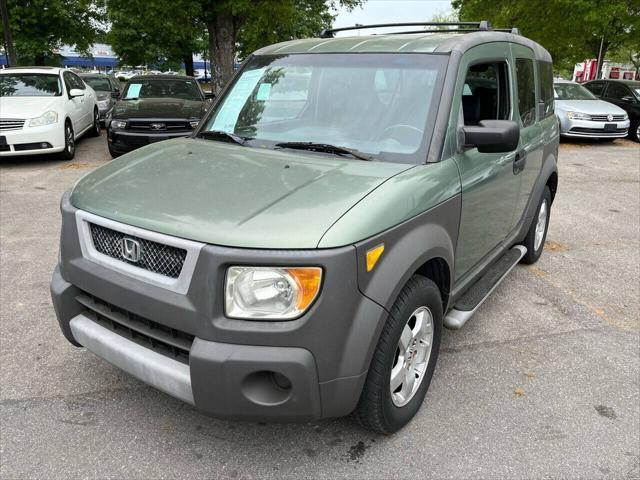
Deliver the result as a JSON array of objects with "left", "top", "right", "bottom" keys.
[
  {"left": 195, "top": 52, "right": 449, "bottom": 165},
  {"left": 121, "top": 77, "right": 204, "bottom": 101},
  {"left": 553, "top": 82, "right": 597, "bottom": 101},
  {"left": 0, "top": 72, "right": 63, "bottom": 97}
]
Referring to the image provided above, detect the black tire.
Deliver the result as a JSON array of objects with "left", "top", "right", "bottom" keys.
[
  {"left": 108, "top": 144, "right": 120, "bottom": 158},
  {"left": 88, "top": 108, "right": 101, "bottom": 137},
  {"left": 632, "top": 123, "right": 640, "bottom": 143},
  {"left": 520, "top": 186, "right": 552, "bottom": 264},
  {"left": 353, "top": 275, "right": 443, "bottom": 434},
  {"left": 58, "top": 121, "right": 75, "bottom": 160}
]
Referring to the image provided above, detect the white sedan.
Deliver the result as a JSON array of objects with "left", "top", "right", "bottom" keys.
[{"left": 0, "top": 67, "right": 100, "bottom": 159}]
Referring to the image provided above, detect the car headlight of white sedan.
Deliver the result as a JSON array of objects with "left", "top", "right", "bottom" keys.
[
  {"left": 28, "top": 111, "right": 58, "bottom": 127},
  {"left": 566, "top": 111, "right": 591, "bottom": 121}
]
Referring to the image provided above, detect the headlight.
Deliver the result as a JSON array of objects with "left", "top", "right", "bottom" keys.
[
  {"left": 566, "top": 111, "right": 590, "bottom": 120},
  {"left": 111, "top": 120, "right": 127, "bottom": 129},
  {"left": 225, "top": 266, "right": 322, "bottom": 320},
  {"left": 97, "top": 99, "right": 111, "bottom": 109},
  {"left": 28, "top": 110, "right": 58, "bottom": 127},
  {"left": 189, "top": 120, "right": 199, "bottom": 128},
  {"left": 623, "top": 113, "right": 629, "bottom": 120}
]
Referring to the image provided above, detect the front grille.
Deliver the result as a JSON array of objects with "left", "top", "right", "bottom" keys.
[
  {"left": 0, "top": 119, "right": 25, "bottom": 131},
  {"left": 0, "top": 145, "right": 9, "bottom": 152},
  {"left": 128, "top": 120, "right": 191, "bottom": 132},
  {"left": 77, "top": 292, "right": 194, "bottom": 363},
  {"left": 590, "top": 114, "right": 626, "bottom": 122},
  {"left": 570, "top": 127, "right": 627, "bottom": 134},
  {"left": 90, "top": 223, "right": 187, "bottom": 278}
]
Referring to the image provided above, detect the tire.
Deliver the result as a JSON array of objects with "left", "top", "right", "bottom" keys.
[
  {"left": 353, "top": 275, "right": 443, "bottom": 434},
  {"left": 57, "top": 121, "right": 75, "bottom": 160},
  {"left": 632, "top": 123, "right": 640, "bottom": 143},
  {"left": 520, "top": 186, "right": 552, "bottom": 264},
  {"left": 88, "top": 108, "right": 101, "bottom": 137},
  {"left": 108, "top": 144, "right": 120, "bottom": 158}
]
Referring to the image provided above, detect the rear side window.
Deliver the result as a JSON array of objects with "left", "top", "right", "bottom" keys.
[
  {"left": 585, "top": 81, "right": 605, "bottom": 96},
  {"left": 516, "top": 58, "right": 536, "bottom": 127},
  {"left": 538, "top": 61, "right": 554, "bottom": 118}
]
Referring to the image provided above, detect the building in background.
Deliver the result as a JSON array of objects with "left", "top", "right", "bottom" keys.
[{"left": 573, "top": 59, "right": 639, "bottom": 83}]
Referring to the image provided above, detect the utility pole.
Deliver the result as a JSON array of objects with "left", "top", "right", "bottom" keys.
[
  {"left": 0, "top": 0, "right": 16, "bottom": 66},
  {"left": 596, "top": 37, "right": 604, "bottom": 80}
]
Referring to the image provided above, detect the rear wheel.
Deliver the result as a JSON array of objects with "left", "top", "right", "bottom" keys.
[
  {"left": 353, "top": 275, "right": 442, "bottom": 434},
  {"left": 58, "top": 121, "right": 75, "bottom": 160},
  {"left": 520, "top": 186, "right": 551, "bottom": 264}
]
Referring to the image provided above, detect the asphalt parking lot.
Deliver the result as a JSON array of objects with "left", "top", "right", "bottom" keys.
[{"left": 1, "top": 133, "right": 639, "bottom": 479}]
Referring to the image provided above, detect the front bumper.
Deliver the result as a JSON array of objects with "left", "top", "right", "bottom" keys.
[
  {"left": 51, "top": 193, "right": 385, "bottom": 421},
  {"left": 108, "top": 128, "right": 193, "bottom": 154},
  {"left": 0, "top": 122, "right": 65, "bottom": 156},
  {"left": 559, "top": 117, "right": 630, "bottom": 138}
]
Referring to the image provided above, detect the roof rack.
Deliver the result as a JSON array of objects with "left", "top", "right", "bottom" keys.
[{"left": 320, "top": 21, "right": 520, "bottom": 38}]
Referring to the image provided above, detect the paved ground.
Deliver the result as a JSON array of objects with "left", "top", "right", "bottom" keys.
[{"left": 1, "top": 133, "right": 639, "bottom": 479}]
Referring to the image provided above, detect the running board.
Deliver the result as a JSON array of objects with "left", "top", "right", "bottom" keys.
[{"left": 444, "top": 245, "right": 527, "bottom": 330}]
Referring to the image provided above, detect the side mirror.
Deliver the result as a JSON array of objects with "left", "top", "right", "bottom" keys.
[
  {"left": 204, "top": 92, "right": 215, "bottom": 100},
  {"left": 461, "top": 120, "right": 520, "bottom": 153},
  {"left": 111, "top": 90, "right": 121, "bottom": 99},
  {"left": 69, "top": 88, "right": 84, "bottom": 98},
  {"left": 621, "top": 95, "right": 635, "bottom": 103}
]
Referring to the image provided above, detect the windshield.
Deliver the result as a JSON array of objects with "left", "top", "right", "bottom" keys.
[
  {"left": 0, "top": 73, "right": 62, "bottom": 96},
  {"left": 554, "top": 83, "right": 596, "bottom": 100},
  {"left": 201, "top": 53, "right": 448, "bottom": 164},
  {"left": 122, "top": 78, "right": 202, "bottom": 101},
  {"left": 82, "top": 76, "right": 111, "bottom": 91}
]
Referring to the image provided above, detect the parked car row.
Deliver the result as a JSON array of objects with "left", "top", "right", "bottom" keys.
[
  {"left": 554, "top": 79, "right": 640, "bottom": 141},
  {"left": 0, "top": 67, "right": 213, "bottom": 159}
]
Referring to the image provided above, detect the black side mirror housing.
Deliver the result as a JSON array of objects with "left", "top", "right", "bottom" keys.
[
  {"left": 461, "top": 120, "right": 520, "bottom": 153},
  {"left": 204, "top": 92, "right": 215, "bottom": 100},
  {"left": 111, "top": 91, "right": 121, "bottom": 99}
]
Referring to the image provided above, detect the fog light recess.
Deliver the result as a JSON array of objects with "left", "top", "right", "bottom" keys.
[{"left": 241, "top": 371, "right": 293, "bottom": 406}]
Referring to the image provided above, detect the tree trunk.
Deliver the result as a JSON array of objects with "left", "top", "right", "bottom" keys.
[
  {"left": 0, "top": 0, "right": 17, "bottom": 66},
  {"left": 183, "top": 53, "right": 194, "bottom": 77},
  {"left": 207, "top": 12, "right": 236, "bottom": 95}
]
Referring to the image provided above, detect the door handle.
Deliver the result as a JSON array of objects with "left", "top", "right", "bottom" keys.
[{"left": 513, "top": 150, "right": 527, "bottom": 175}]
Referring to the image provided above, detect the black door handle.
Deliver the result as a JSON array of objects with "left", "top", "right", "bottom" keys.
[{"left": 513, "top": 150, "right": 527, "bottom": 175}]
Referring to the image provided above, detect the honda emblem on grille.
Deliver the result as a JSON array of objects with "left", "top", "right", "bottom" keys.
[
  {"left": 121, "top": 237, "right": 141, "bottom": 262},
  {"left": 150, "top": 123, "right": 166, "bottom": 130}
]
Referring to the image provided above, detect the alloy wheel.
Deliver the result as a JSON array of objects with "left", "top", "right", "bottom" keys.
[
  {"left": 390, "top": 306, "right": 434, "bottom": 407},
  {"left": 534, "top": 199, "right": 548, "bottom": 251}
]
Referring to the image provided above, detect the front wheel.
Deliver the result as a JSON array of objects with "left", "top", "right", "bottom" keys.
[
  {"left": 353, "top": 275, "right": 442, "bottom": 434},
  {"left": 88, "top": 108, "right": 100, "bottom": 137},
  {"left": 520, "top": 186, "right": 551, "bottom": 264},
  {"left": 57, "top": 121, "right": 75, "bottom": 160}
]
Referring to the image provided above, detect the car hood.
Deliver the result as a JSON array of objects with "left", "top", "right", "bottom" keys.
[
  {"left": 112, "top": 97, "right": 205, "bottom": 119},
  {"left": 0, "top": 96, "right": 61, "bottom": 119},
  {"left": 555, "top": 99, "right": 627, "bottom": 115},
  {"left": 70, "top": 138, "right": 413, "bottom": 249}
]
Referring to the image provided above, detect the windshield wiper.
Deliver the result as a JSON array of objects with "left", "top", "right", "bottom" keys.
[
  {"left": 197, "top": 130, "right": 249, "bottom": 146},
  {"left": 274, "top": 142, "right": 372, "bottom": 161}
]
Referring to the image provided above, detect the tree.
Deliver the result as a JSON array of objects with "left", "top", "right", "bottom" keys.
[
  {"left": 452, "top": 0, "right": 640, "bottom": 71},
  {"left": 0, "top": 0, "right": 105, "bottom": 65},
  {"left": 198, "top": 0, "right": 365, "bottom": 93},
  {"left": 106, "top": 0, "right": 206, "bottom": 76},
  {"left": 0, "top": 0, "right": 17, "bottom": 66}
]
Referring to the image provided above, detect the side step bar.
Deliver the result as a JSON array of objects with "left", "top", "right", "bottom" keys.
[{"left": 444, "top": 245, "right": 527, "bottom": 330}]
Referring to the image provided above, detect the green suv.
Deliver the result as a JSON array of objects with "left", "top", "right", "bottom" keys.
[{"left": 51, "top": 22, "right": 559, "bottom": 434}]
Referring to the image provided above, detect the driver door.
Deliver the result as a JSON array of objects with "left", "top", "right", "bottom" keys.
[
  {"left": 63, "top": 72, "right": 85, "bottom": 133},
  {"left": 451, "top": 43, "right": 521, "bottom": 280}
]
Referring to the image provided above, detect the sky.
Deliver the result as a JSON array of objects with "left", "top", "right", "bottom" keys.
[{"left": 333, "top": 0, "right": 455, "bottom": 31}]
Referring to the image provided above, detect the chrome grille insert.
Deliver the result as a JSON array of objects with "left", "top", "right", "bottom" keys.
[
  {"left": 0, "top": 119, "right": 25, "bottom": 131},
  {"left": 90, "top": 223, "right": 187, "bottom": 278},
  {"left": 590, "top": 114, "right": 626, "bottom": 122}
]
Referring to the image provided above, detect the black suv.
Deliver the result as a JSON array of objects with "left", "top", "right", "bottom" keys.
[
  {"left": 107, "top": 75, "right": 213, "bottom": 157},
  {"left": 584, "top": 79, "right": 640, "bottom": 141}
]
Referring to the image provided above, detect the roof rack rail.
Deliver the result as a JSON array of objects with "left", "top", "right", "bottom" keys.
[{"left": 320, "top": 21, "right": 520, "bottom": 38}]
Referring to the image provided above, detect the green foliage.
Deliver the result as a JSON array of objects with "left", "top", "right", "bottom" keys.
[
  {"left": 452, "top": 0, "right": 640, "bottom": 71},
  {"left": 0, "top": 0, "right": 105, "bottom": 65}
]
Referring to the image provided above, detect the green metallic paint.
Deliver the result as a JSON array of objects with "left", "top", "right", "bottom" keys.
[
  {"left": 70, "top": 138, "right": 414, "bottom": 249},
  {"left": 254, "top": 34, "right": 461, "bottom": 56},
  {"left": 318, "top": 158, "right": 461, "bottom": 248}
]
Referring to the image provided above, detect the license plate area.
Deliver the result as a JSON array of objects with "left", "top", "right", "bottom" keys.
[{"left": 604, "top": 123, "right": 617, "bottom": 132}]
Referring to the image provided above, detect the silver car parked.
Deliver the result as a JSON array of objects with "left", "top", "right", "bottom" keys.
[{"left": 555, "top": 80, "right": 630, "bottom": 139}]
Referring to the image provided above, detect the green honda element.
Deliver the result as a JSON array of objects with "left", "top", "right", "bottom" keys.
[{"left": 51, "top": 22, "right": 559, "bottom": 434}]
